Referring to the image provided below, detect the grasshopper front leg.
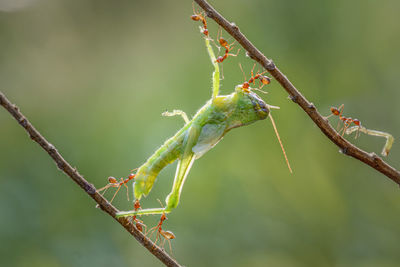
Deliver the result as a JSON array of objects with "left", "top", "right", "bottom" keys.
[
  {"left": 162, "top": 110, "right": 189, "bottom": 124},
  {"left": 205, "top": 36, "right": 220, "bottom": 100}
]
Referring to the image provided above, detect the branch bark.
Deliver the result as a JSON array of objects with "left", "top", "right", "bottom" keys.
[
  {"left": 194, "top": 0, "right": 400, "bottom": 186},
  {"left": 1, "top": 2, "right": 399, "bottom": 265},
  {"left": 0, "top": 92, "right": 181, "bottom": 267}
]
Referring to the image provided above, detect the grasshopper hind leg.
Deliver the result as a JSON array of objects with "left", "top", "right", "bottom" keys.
[{"left": 116, "top": 125, "right": 200, "bottom": 218}]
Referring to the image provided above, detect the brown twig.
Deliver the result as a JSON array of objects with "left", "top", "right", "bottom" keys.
[
  {"left": 193, "top": 0, "right": 400, "bottom": 186},
  {"left": 0, "top": 91, "right": 181, "bottom": 267}
]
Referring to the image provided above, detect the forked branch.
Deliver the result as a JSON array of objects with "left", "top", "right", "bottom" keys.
[
  {"left": 194, "top": 0, "right": 400, "bottom": 186},
  {"left": 0, "top": 92, "right": 181, "bottom": 267}
]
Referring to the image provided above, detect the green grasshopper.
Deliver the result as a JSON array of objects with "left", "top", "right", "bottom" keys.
[{"left": 110, "top": 20, "right": 291, "bottom": 219}]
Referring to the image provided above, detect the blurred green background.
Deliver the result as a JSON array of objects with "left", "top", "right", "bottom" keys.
[{"left": 1, "top": 0, "right": 400, "bottom": 266}]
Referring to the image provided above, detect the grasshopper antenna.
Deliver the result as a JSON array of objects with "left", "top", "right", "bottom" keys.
[{"left": 268, "top": 112, "right": 293, "bottom": 173}]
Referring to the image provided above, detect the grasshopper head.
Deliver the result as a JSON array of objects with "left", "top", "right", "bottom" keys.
[{"left": 235, "top": 85, "right": 270, "bottom": 120}]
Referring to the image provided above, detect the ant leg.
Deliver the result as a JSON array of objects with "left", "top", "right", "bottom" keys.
[
  {"left": 250, "top": 63, "right": 257, "bottom": 78},
  {"left": 227, "top": 50, "right": 240, "bottom": 58},
  {"left": 154, "top": 231, "right": 161, "bottom": 247},
  {"left": 146, "top": 225, "right": 159, "bottom": 238},
  {"left": 109, "top": 183, "right": 122, "bottom": 203},
  {"left": 123, "top": 182, "right": 129, "bottom": 201},
  {"left": 97, "top": 176, "right": 119, "bottom": 193},
  {"left": 97, "top": 184, "right": 111, "bottom": 196},
  {"left": 324, "top": 113, "right": 334, "bottom": 119},
  {"left": 213, "top": 27, "right": 222, "bottom": 51},
  {"left": 337, "top": 104, "right": 344, "bottom": 116},
  {"left": 238, "top": 63, "right": 247, "bottom": 81},
  {"left": 166, "top": 238, "right": 173, "bottom": 255},
  {"left": 340, "top": 121, "right": 351, "bottom": 136},
  {"left": 336, "top": 119, "right": 343, "bottom": 130}
]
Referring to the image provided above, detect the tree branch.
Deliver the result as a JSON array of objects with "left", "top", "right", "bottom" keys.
[
  {"left": 0, "top": 91, "right": 181, "bottom": 267},
  {"left": 194, "top": 0, "right": 400, "bottom": 186}
]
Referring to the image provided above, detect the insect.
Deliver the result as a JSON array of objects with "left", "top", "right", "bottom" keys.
[
  {"left": 327, "top": 104, "right": 361, "bottom": 136},
  {"left": 130, "top": 199, "right": 146, "bottom": 233},
  {"left": 326, "top": 104, "right": 394, "bottom": 156},
  {"left": 190, "top": 4, "right": 209, "bottom": 36},
  {"left": 215, "top": 36, "right": 240, "bottom": 63},
  {"left": 146, "top": 201, "right": 176, "bottom": 253},
  {"left": 239, "top": 63, "right": 271, "bottom": 91},
  {"left": 113, "top": 16, "right": 291, "bottom": 221},
  {"left": 97, "top": 173, "right": 136, "bottom": 203}
]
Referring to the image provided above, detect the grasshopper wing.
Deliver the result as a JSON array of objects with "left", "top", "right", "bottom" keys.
[{"left": 192, "top": 123, "right": 226, "bottom": 159}]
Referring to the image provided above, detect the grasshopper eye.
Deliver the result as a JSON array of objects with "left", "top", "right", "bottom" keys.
[{"left": 257, "top": 99, "right": 269, "bottom": 114}]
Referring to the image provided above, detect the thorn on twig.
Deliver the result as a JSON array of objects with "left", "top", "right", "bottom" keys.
[
  {"left": 289, "top": 95, "right": 297, "bottom": 103},
  {"left": 85, "top": 183, "right": 96, "bottom": 194},
  {"left": 47, "top": 143, "right": 56, "bottom": 151},
  {"left": 231, "top": 22, "right": 238, "bottom": 30},
  {"left": 265, "top": 61, "right": 276, "bottom": 71},
  {"left": 339, "top": 147, "right": 348, "bottom": 155},
  {"left": 20, "top": 118, "right": 27, "bottom": 127},
  {"left": 370, "top": 152, "right": 380, "bottom": 165}
]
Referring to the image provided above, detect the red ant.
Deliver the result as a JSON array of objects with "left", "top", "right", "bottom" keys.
[
  {"left": 239, "top": 63, "right": 271, "bottom": 92},
  {"left": 215, "top": 36, "right": 240, "bottom": 63},
  {"left": 327, "top": 104, "right": 362, "bottom": 137},
  {"left": 146, "top": 201, "right": 176, "bottom": 253},
  {"left": 98, "top": 175, "right": 147, "bottom": 232},
  {"left": 131, "top": 199, "right": 147, "bottom": 233},
  {"left": 190, "top": 3, "right": 209, "bottom": 36},
  {"left": 97, "top": 172, "right": 136, "bottom": 203}
]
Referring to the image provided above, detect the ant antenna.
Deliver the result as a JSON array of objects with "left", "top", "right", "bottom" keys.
[
  {"left": 239, "top": 63, "right": 247, "bottom": 81},
  {"left": 253, "top": 88, "right": 269, "bottom": 94},
  {"left": 268, "top": 113, "right": 293, "bottom": 173}
]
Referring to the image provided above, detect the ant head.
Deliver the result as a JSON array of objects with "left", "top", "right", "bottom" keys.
[
  {"left": 128, "top": 173, "right": 136, "bottom": 180},
  {"left": 242, "top": 81, "right": 250, "bottom": 89},
  {"left": 216, "top": 56, "right": 224, "bottom": 63},
  {"left": 134, "top": 199, "right": 141, "bottom": 210},
  {"left": 202, "top": 28, "right": 209, "bottom": 36},
  {"left": 108, "top": 177, "right": 117, "bottom": 183},
  {"left": 219, "top": 37, "right": 228, "bottom": 47},
  {"left": 330, "top": 107, "right": 340, "bottom": 115},
  {"left": 353, "top": 119, "right": 361, "bottom": 126}
]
